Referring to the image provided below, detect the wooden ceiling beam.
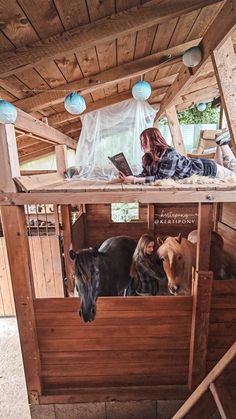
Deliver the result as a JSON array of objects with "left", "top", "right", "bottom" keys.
[
  {"left": 19, "top": 145, "right": 54, "bottom": 163},
  {"left": 175, "top": 86, "right": 219, "bottom": 111},
  {"left": 14, "top": 40, "right": 199, "bottom": 113},
  {"left": 156, "top": 0, "right": 236, "bottom": 119},
  {"left": 15, "top": 109, "right": 77, "bottom": 149},
  {"left": 0, "top": 0, "right": 223, "bottom": 78}
]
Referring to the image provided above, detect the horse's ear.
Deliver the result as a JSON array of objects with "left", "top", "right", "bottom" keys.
[
  {"left": 91, "top": 247, "right": 99, "bottom": 257},
  {"left": 157, "top": 237, "right": 164, "bottom": 246},
  {"left": 175, "top": 233, "right": 182, "bottom": 244},
  {"left": 69, "top": 249, "right": 76, "bottom": 260}
]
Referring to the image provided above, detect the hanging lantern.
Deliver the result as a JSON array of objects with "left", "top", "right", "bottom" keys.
[
  {"left": 0, "top": 100, "right": 17, "bottom": 124},
  {"left": 64, "top": 92, "right": 86, "bottom": 115},
  {"left": 132, "top": 80, "right": 152, "bottom": 101},
  {"left": 182, "top": 46, "right": 202, "bottom": 68},
  {"left": 197, "top": 102, "right": 207, "bottom": 112}
]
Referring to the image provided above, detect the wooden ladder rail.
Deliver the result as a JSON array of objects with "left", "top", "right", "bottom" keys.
[{"left": 172, "top": 342, "right": 236, "bottom": 419}]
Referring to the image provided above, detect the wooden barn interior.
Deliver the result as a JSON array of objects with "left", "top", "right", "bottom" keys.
[{"left": 0, "top": 1, "right": 236, "bottom": 418}]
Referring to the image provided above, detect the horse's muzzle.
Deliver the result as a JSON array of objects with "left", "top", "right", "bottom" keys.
[
  {"left": 168, "top": 284, "right": 180, "bottom": 295},
  {"left": 80, "top": 304, "right": 97, "bottom": 322}
]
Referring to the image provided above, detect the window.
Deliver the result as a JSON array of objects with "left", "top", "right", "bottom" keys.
[{"left": 111, "top": 203, "right": 139, "bottom": 222}]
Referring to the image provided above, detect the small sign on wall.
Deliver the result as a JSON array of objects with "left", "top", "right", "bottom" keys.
[{"left": 154, "top": 204, "right": 198, "bottom": 237}]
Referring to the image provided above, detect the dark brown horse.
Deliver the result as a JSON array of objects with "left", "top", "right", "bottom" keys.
[{"left": 70, "top": 236, "right": 136, "bottom": 322}]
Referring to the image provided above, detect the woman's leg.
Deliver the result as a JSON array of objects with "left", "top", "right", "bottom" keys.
[
  {"left": 220, "top": 145, "right": 236, "bottom": 173},
  {"left": 215, "top": 163, "right": 235, "bottom": 179},
  {"left": 214, "top": 145, "right": 223, "bottom": 166}
]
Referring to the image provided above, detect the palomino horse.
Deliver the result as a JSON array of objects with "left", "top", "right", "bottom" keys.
[
  {"left": 157, "top": 234, "right": 196, "bottom": 296},
  {"left": 70, "top": 236, "right": 136, "bottom": 322}
]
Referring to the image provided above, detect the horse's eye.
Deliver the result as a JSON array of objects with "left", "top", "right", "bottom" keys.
[
  {"left": 178, "top": 255, "right": 182, "bottom": 260},
  {"left": 160, "top": 256, "right": 165, "bottom": 261}
]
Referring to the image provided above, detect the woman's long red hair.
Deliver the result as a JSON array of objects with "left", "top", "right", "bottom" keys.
[{"left": 140, "top": 127, "right": 168, "bottom": 160}]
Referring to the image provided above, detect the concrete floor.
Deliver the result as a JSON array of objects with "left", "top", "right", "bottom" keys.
[{"left": 0, "top": 317, "right": 31, "bottom": 419}]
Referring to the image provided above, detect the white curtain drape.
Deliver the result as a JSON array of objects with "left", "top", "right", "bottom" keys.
[{"left": 75, "top": 99, "right": 156, "bottom": 180}]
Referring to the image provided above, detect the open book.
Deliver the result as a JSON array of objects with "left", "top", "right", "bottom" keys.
[{"left": 108, "top": 152, "right": 133, "bottom": 176}]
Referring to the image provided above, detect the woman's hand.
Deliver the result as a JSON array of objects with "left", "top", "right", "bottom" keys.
[{"left": 118, "top": 171, "right": 135, "bottom": 184}]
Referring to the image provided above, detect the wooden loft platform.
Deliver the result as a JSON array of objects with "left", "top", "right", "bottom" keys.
[{"left": 0, "top": 175, "right": 235, "bottom": 205}]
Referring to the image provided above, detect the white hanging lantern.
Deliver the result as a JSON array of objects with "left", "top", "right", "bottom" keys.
[
  {"left": 182, "top": 46, "right": 202, "bottom": 68},
  {"left": 197, "top": 102, "right": 207, "bottom": 112},
  {"left": 132, "top": 80, "right": 152, "bottom": 101},
  {"left": 0, "top": 100, "right": 17, "bottom": 124},
  {"left": 64, "top": 92, "right": 86, "bottom": 115}
]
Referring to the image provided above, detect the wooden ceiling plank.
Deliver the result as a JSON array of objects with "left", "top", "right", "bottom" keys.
[
  {"left": 86, "top": 0, "right": 116, "bottom": 21},
  {"left": 0, "top": 0, "right": 223, "bottom": 77},
  {"left": 186, "top": 2, "right": 223, "bottom": 41},
  {"left": 151, "top": 17, "right": 179, "bottom": 52},
  {"left": 15, "top": 109, "right": 77, "bottom": 149},
  {"left": 168, "top": 10, "right": 200, "bottom": 48},
  {"left": 34, "top": 61, "right": 67, "bottom": 88},
  {"left": 76, "top": 47, "right": 100, "bottom": 78},
  {"left": 54, "top": 0, "right": 89, "bottom": 30},
  {"left": 0, "top": 0, "right": 39, "bottom": 47},
  {"left": 0, "top": 75, "right": 33, "bottom": 99},
  {"left": 156, "top": 0, "right": 236, "bottom": 119},
  {"left": 0, "top": 31, "right": 14, "bottom": 51},
  {"left": 96, "top": 40, "right": 117, "bottom": 71},
  {"left": 14, "top": 38, "right": 200, "bottom": 112},
  {"left": 134, "top": 25, "right": 157, "bottom": 59},
  {"left": 17, "top": 0, "right": 64, "bottom": 39},
  {"left": 212, "top": 36, "right": 236, "bottom": 149},
  {"left": 117, "top": 32, "right": 136, "bottom": 93}
]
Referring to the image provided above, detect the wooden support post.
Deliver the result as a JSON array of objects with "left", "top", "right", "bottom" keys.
[
  {"left": 219, "top": 107, "right": 227, "bottom": 130},
  {"left": 165, "top": 106, "right": 186, "bottom": 155},
  {"left": 0, "top": 123, "right": 41, "bottom": 399},
  {"left": 196, "top": 203, "right": 213, "bottom": 271},
  {"left": 0, "top": 124, "right": 20, "bottom": 191},
  {"left": 212, "top": 37, "right": 236, "bottom": 153},
  {"left": 147, "top": 204, "right": 154, "bottom": 235},
  {"left": 55, "top": 145, "right": 74, "bottom": 296},
  {"left": 188, "top": 270, "right": 213, "bottom": 390}
]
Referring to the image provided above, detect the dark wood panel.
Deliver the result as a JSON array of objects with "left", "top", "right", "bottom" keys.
[
  {"left": 209, "top": 323, "right": 236, "bottom": 337},
  {"left": 35, "top": 310, "right": 191, "bottom": 327},
  {"left": 212, "top": 280, "right": 236, "bottom": 295},
  {"left": 41, "top": 349, "right": 189, "bottom": 365},
  {"left": 34, "top": 296, "right": 193, "bottom": 311},
  {"left": 38, "top": 336, "right": 190, "bottom": 351},
  {"left": 42, "top": 363, "right": 188, "bottom": 378},
  {"left": 211, "top": 295, "right": 236, "bottom": 309},
  {"left": 210, "top": 308, "right": 236, "bottom": 323},
  {"left": 37, "top": 323, "right": 191, "bottom": 339}
]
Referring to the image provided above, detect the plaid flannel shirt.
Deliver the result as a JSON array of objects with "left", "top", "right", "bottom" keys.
[{"left": 138, "top": 147, "right": 216, "bottom": 182}]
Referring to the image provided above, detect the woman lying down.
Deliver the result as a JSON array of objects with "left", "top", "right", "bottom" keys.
[{"left": 118, "top": 128, "right": 236, "bottom": 184}]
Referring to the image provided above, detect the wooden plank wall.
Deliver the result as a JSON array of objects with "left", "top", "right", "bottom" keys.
[
  {"left": 0, "top": 237, "right": 15, "bottom": 315},
  {"left": 217, "top": 203, "right": 236, "bottom": 260},
  {"left": 71, "top": 212, "right": 86, "bottom": 251},
  {"left": 84, "top": 203, "right": 198, "bottom": 247},
  {"left": 85, "top": 204, "right": 148, "bottom": 247},
  {"left": 207, "top": 281, "right": 236, "bottom": 380},
  {"left": 0, "top": 236, "right": 64, "bottom": 315},
  {"left": 34, "top": 297, "right": 192, "bottom": 392}
]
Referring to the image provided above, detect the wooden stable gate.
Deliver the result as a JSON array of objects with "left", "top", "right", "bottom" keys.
[{"left": 0, "top": 236, "right": 64, "bottom": 316}]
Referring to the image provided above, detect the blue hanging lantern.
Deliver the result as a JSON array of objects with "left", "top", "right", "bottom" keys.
[
  {"left": 64, "top": 92, "right": 86, "bottom": 115},
  {"left": 182, "top": 46, "right": 202, "bottom": 68},
  {"left": 197, "top": 102, "right": 207, "bottom": 112},
  {"left": 132, "top": 80, "right": 152, "bottom": 101},
  {"left": 0, "top": 100, "right": 17, "bottom": 124}
]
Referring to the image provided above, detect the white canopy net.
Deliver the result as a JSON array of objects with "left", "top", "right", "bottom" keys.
[{"left": 75, "top": 98, "right": 156, "bottom": 180}]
